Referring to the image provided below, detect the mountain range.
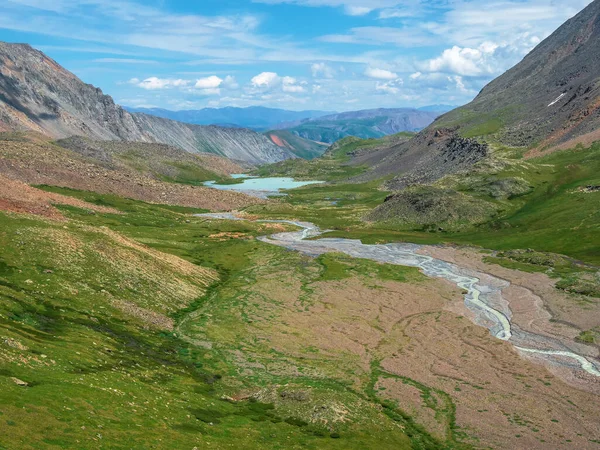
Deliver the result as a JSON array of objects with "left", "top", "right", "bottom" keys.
[
  {"left": 0, "top": 43, "right": 293, "bottom": 165},
  {"left": 270, "top": 108, "right": 443, "bottom": 143},
  {"left": 124, "top": 106, "right": 335, "bottom": 130}
]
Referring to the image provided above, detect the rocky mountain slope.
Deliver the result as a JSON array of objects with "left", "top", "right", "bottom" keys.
[
  {"left": 435, "top": 0, "right": 600, "bottom": 154},
  {"left": 345, "top": 0, "right": 600, "bottom": 189},
  {"left": 126, "top": 106, "right": 334, "bottom": 130},
  {"left": 272, "top": 108, "right": 441, "bottom": 143},
  {"left": 0, "top": 42, "right": 293, "bottom": 165}
]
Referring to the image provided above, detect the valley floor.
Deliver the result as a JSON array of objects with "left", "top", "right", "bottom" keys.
[
  {"left": 0, "top": 136, "right": 599, "bottom": 449},
  {"left": 0, "top": 183, "right": 598, "bottom": 449}
]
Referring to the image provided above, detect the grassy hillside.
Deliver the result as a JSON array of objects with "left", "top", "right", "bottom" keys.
[
  {"left": 0, "top": 190, "right": 471, "bottom": 449},
  {"left": 255, "top": 134, "right": 414, "bottom": 182},
  {"left": 0, "top": 133, "right": 257, "bottom": 211}
]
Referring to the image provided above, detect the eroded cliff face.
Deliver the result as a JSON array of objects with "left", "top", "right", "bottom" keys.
[{"left": 0, "top": 42, "right": 294, "bottom": 165}]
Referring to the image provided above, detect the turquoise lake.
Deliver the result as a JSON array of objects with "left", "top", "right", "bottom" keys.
[{"left": 204, "top": 175, "right": 324, "bottom": 198}]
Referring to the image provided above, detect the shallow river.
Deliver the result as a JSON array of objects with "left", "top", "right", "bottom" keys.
[{"left": 198, "top": 213, "right": 600, "bottom": 378}]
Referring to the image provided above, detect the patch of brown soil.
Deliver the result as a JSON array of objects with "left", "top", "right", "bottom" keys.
[
  {"left": 0, "top": 173, "right": 119, "bottom": 219},
  {"left": 528, "top": 128, "right": 600, "bottom": 158},
  {"left": 269, "top": 134, "right": 288, "bottom": 148},
  {"left": 526, "top": 98, "right": 600, "bottom": 159},
  {"left": 232, "top": 261, "right": 600, "bottom": 449},
  {"left": 380, "top": 310, "right": 600, "bottom": 450}
]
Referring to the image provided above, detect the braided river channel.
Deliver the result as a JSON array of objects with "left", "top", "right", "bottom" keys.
[{"left": 198, "top": 213, "right": 600, "bottom": 378}]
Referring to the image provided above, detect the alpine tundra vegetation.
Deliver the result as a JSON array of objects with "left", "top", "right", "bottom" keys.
[{"left": 0, "top": 0, "right": 599, "bottom": 449}]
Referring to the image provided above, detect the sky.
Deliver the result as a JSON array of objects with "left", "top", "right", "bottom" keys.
[{"left": 0, "top": 0, "right": 593, "bottom": 112}]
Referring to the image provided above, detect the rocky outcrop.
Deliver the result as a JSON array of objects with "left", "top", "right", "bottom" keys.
[
  {"left": 0, "top": 42, "right": 293, "bottom": 165},
  {"left": 366, "top": 186, "right": 498, "bottom": 231}
]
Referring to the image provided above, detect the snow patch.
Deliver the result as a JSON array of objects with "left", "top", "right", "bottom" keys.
[{"left": 548, "top": 92, "right": 566, "bottom": 107}]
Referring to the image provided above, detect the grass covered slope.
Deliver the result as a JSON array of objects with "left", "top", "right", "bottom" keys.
[
  {"left": 254, "top": 134, "right": 414, "bottom": 182},
  {"left": 342, "top": 143, "right": 600, "bottom": 264},
  {"left": 0, "top": 192, "right": 475, "bottom": 450}
]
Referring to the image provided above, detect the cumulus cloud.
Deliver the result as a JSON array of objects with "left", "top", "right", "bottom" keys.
[
  {"left": 130, "top": 77, "right": 189, "bottom": 90},
  {"left": 424, "top": 46, "right": 491, "bottom": 76},
  {"left": 365, "top": 67, "right": 398, "bottom": 80},
  {"left": 249, "top": 72, "right": 306, "bottom": 93},
  {"left": 421, "top": 35, "right": 543, "bottom": 77},
  {"left": 194, "top": 75, "right": 223, "bottom": 89},
  {"left": 251, "top": 72, "right": 280, "bottom": 88}
]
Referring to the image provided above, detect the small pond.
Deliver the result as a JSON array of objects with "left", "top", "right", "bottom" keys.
[{"left": 204, "top": 175, "right": 324, "bottom": 199}]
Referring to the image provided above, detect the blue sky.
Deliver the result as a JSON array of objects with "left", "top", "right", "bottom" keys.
[{"left": 0, "top": 0, "right": 593, "bottom": 111}]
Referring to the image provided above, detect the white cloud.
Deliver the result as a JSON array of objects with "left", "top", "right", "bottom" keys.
[
  {"left": 375, "top": 78, "right": 403, "bottom": 94},
  {"left": 131, "top": 77, "right": 189, "bottom": 90},
  {"left": 252, "top": 0, "right": 402, "bottom": 16},
  {"left": 421, "top": 35, "right": 543, "bottom": 77},
  {"left": 345, "top": 5, "right": 371, "bottom": 15},
  {"left": 311, "top": 62, "right": 335, "bottom": 78},
  {"left": 222, "top": 75, "right": 239, "bottom": 89},
  {"left": 365, "top": 67, "right": 398, "bottom": 80},
  {"left": 251, "top": 71, "right": 280, "bottom": 88},
  {"left": 194, "top": 75, "right": 223, "bottom": 89},
  {"left": 282, "top": 76, "right": 305, "bottom": 93},
  {"left": 424, "top": 46, "right": 490, "bottom": 76}
]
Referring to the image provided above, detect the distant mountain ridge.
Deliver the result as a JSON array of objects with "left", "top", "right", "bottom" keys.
[
  {"left": 271, "top": 108, "right": 442, "bottom": 143},
  {"left": 124, "top": 106, "right": 335, "bottom": 130},
  {"left": 0, "top": 42, "right": 294, "bottom": 165}
]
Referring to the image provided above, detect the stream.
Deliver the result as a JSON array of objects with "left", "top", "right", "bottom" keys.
[{"left": 197, "top": 213, "right": 600, "bottom": 378}]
